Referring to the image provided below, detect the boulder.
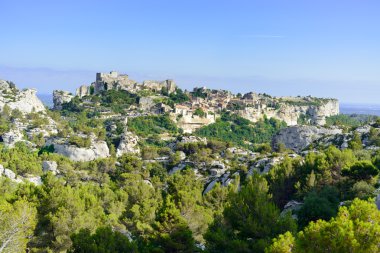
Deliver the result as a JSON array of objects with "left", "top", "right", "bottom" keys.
[
  {"left": 47, "top": 139, "right": 110, "bottom": 162},
  {"left": 25, "top": 176, "right": 43, "bottom": 186},
  {"left": 116, "top": 131, "right": 140, "bottom": 157},
  {"left": 2, "top": 130, "right": 24, "bottom": 147},
  {"left": 3, "top": 168, "right": 16, "bottom": 180},
  {"left": 203, "top": 179, "right": 218, "bottom": 195},
  {"left": 42, "top": 161, "right": 60, "bottom": 175}
]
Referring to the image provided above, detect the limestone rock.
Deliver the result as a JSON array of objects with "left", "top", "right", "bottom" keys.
[
  {"left": 139, "top": 97, "right": 156, "bottom": 111},
  {"left": 177, "top": 136, "right": 207, "bottom": 145},
  {"left": 42, "top": 161, "right": 60, "bottom": 175},
  {"left": 25, "top": 176, "right": 43, "bottom": 186},
  {"left": 116, "top": 131, "right": 140, "bottom": 157},
  {"left": 53, "top": 90, "right": 74, "bottom": 110},
  {"left": 238, "top": 98, "right": 339, "bottom": 126},
  {"left": 3, "top": 168, "right": 16, "bottom": 180},
  {"left": 2, "top": 130, "right": 24, "bottom": 147},
  {"left": 203, "top": 179, "right": 218, "bottom": 195},
  {"left": 281, "top": 200, "right": 303, "bottom": 218},
  {"left": 0, "top": 80, "right": 46, "bottom": 113},
  {"left": 272, "top": 125, "right": 342, "bottom": 152},
  {"left": 47, "top": 139, "right": 110, "bottom": 162},
  {"left": 76, "top": 85, "right": 91, "bottom": 98}
]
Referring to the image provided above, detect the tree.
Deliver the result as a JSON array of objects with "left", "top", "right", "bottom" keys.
[
  {"left": 166, "top": 169, "right": 213, "bottom": 242},
  {"left": 342, "top": 161, "right": 379, "bottom": 181},
  {"left": 267, "top": 157, "right": 299, "bottom": 208},
  {"left": 296, "top": 186, "right": 340, "bottom": 228},
  {"left": 205, "top": 173, "right": 297, "bottom": 253},
  {"left": 0, "top": 199, "right": 37, "bottom": 253},
  {"left": 150, "top": 196, "right": 195, "bottom": 253},
  {"left": 69, "top": 227, "right": 138, "bottom": 253},
  {"left": 267, "top": 198, "right": 380, "bottom": 253},
  {"left": 348, "top": 132, "right": 362, "bottom": 150}
]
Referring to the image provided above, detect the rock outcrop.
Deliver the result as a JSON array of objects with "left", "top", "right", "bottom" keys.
[
  {"left": 46, "top": 139, "right": 110, "bottom": 162},
  {"left": 272, "top": 125, "right": 342, "bottom": 152},
  {"left": 53, "top": 90, "right": 74, "bottom": 110},
  {"left": 76, "top": 85, "right": 91, "bottom": 98},
  {"left": 238, "top": 99, "right": 339, "bottom": 126},
  {"left": 116, "top": 131, "right": 140, "bottom": 157},
  {"left": 116, "top": 118, "right": 140, "bottom": 157},
  {"left": 2, "top": 130, "right": 24, "bottom": 147},
  {"left": 42, "top": 161, "right": 60, "bottom": 175},
  {"left": 0, "top": 80, "right": 45, "bottom": 113}
]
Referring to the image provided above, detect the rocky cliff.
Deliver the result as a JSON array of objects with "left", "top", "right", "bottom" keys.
[
  {"left": 238, "top": 98, "right": 339, "bottom": 126},
  {"left": 272, "top": 125, "right": 342, "bottom": 152},
  {"left": 0, "top": 80, "right": 46, "bottom": 113}
]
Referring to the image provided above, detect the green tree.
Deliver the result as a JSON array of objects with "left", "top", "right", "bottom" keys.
[
  {"left": 348, "top": 132, "right": 362, "bottom": 150},
  {"left": 69, "top": 227, "right": 138, "bottom": 253},
  {"left": 205, "top": 173, "right": 297, "bottom": 253},
  {"left": 150, "top": 196, "right": 195, "bottom": 253},
  {"left": 0, "top": 199, "right": 37, "bottom": 253},
  {"left": 296, "top": 186, "right": 340, "bottom": 228},
  {"left": 342, "top": 160, "right": 379, "bottom": 181},
  {"left": 267, "top": 157, "right": 299, "bottom": 208},
  {"left": 267, "top": 198, "right": 380, "bottom": 253}
]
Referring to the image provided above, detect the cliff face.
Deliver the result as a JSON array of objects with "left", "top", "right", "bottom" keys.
[
  {"left": 0, "top": 80, "right": 46, "bottom": 114},
  {"left": 272, "top": 125, "right": 342, "bottom": 152},
  {"left": 238, "top": 99, "right": 339, "bottom": 126},
  {"left": 171, "top": 114, "right": 216, "bottom": 133}
]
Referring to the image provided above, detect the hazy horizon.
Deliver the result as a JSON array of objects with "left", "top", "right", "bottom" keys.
[{"left": 1, "top": 0, "right": 379, "bottom": 104}]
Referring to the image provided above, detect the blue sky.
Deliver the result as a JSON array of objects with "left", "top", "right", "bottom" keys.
[{"left": 0, "top": 0, "right": 379, "bottom": 104}]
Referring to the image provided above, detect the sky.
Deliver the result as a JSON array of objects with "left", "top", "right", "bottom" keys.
[{"left": 0, "top": 0, "right": 379, "bottom": 104}]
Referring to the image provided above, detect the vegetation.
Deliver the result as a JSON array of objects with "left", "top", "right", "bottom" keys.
[
  {"left": 267, "top": 199, "right": 380, "bottom": 253},
  {"left": 193, "top": 108, "right": 206, "bottom": 118},
  {"left": 128, "top": 115, "right": 178, "bottom": 137},
  {"left": 196, "top": 112, "right": 286, "bottom": 147},
  {"left": 326, "top": 114, "right": 378, "bottom": 128},
  {"left": 100, "top": 89, "right": 138, "bottom": 113}
]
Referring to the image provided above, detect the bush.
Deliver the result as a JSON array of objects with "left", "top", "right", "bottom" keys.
[
  {"left": 69, "top": 136, "right": 92, "bottom": 148},
  {"left": 342, "top": 160, "right": 379, "bottom": 181},
  {"left": 193, "top": 108, "right": 206, "bottom": 118},
  {"left": 196, "top": 111, "right": 286, "bottom": 147},
  {"left": 128, "top": 115, "right": 178, "bottom": 137}
]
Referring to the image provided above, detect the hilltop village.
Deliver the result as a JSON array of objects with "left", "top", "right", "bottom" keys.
[{"left": 55, "top": 71, "right": 339, "bottom": 133}]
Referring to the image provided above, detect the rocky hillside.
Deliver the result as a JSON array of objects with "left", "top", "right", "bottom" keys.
[{"left": 2, "top": 75, "right": 380, "bottom": 253}]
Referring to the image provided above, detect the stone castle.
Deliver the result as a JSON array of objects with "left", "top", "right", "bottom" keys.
[{"left": 75, "top": 71, "right": 177, "bottom": 97}]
